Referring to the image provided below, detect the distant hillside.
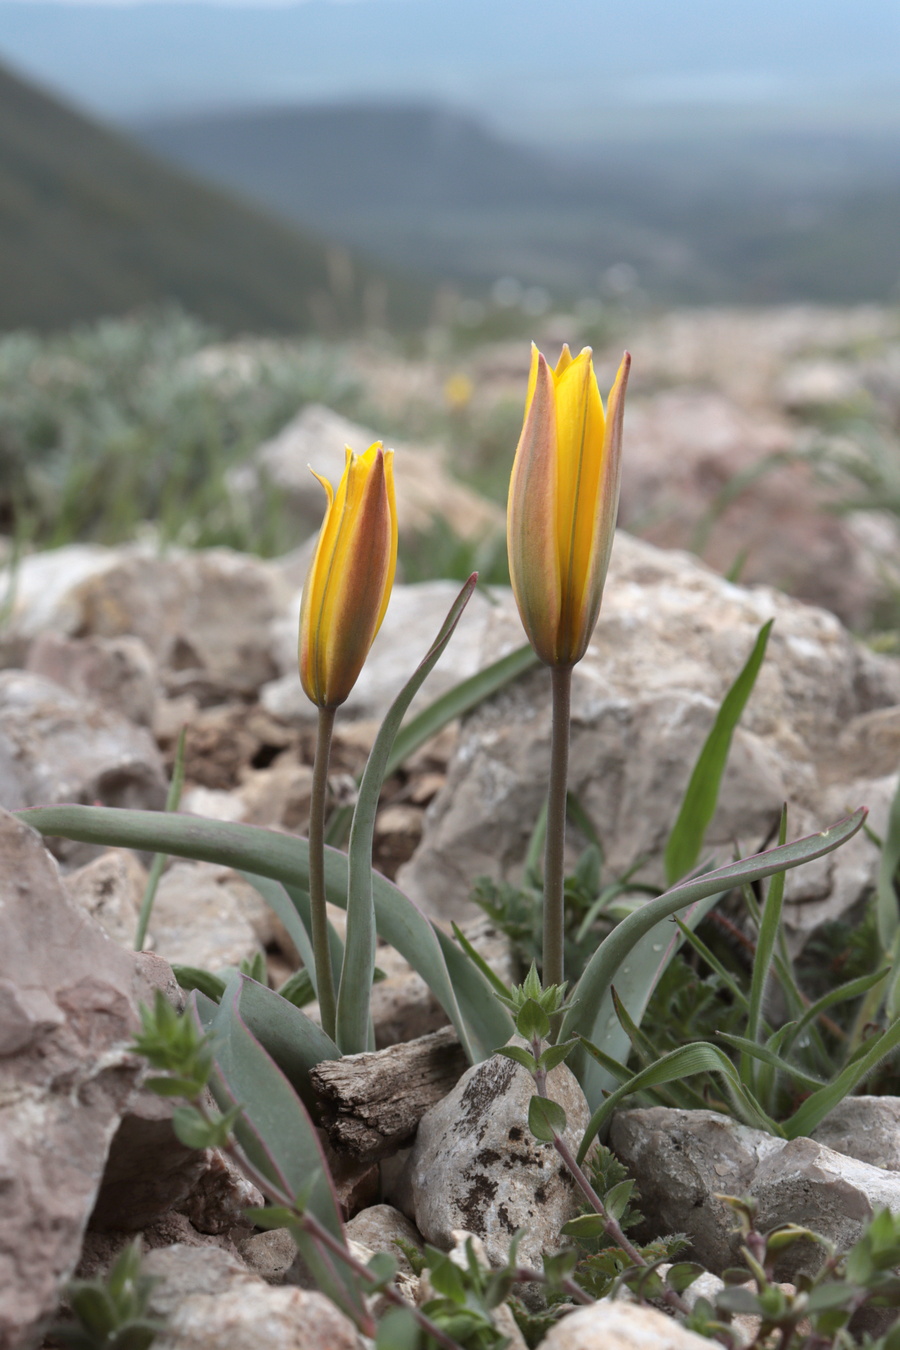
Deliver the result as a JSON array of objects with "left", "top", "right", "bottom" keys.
[
  {"left": 0, "top": 65, "right": 430, "bottom": 334},
  {"left": 135, "top": 101, "right": 900, "bottom": 306}
]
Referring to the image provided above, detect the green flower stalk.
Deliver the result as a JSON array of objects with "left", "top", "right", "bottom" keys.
[{"left": 507, "top": 345, "right": 630, "bottom": 995}]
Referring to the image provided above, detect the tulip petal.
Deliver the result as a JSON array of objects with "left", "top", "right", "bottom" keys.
[
  {"left": 507, "top": 351, "right": 562, "bottom": 663},
  {"left": 552, "top": 349, "right": 606, "bottom": 662},
  {"left": 574, "top": 352, "right": 630, "bottom": 662}
]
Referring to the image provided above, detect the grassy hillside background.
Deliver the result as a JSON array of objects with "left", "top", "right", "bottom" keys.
[{"left": 0, "top": 64, "right": 431, "bottom": 333}]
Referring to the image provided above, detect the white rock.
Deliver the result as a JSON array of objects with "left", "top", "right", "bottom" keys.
[
  {"left": 144, "top": 1244, "right": 368, "bottom": 1350},
  {"left": 344, "top": 1204, "right": 425, "bottom": 1277},
  {"left": 399, "top": 533, "right": 900, "bottom": 941},
  {"left": 147, "top": 862, "right": 266, "bottom": 971},
  {"left": 263, "top": 579, "right": 506, "bottom": 724},
  {"left": 407, "top": 1049, "right": 588, "bottom": 1275},
  {"left": 63, "top": 850, "right": 147, "bottom": 948},
  {"left": 233, "top": 402, "right": 502, "bottom": 544},
  {"left": 538, "top": 1299, "right": 718, "bottom": 1350},
  {"left": 811, "top": 1096, "right": 900, "bottom": 1171},
  {"left": 611, "top": 1106, "right": 900, "bottom": 1278},
  {"left": 0, "top": 670, "right": 166, "bottom": 860}
]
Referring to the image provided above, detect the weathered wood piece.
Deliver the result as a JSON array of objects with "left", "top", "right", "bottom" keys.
[{"left": 310, "top": 1026, "right": 468, "bottom": 1161}]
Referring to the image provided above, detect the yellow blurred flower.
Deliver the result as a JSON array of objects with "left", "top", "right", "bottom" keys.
[
  {"left": 507, "top": 344, "right": 630, "bottom": 667},
  {"left": 299, "top": 443, "right": 397, "bottom": 708},
  {"left": 444, "top": 372, "right": 474, "bottom": 411}
]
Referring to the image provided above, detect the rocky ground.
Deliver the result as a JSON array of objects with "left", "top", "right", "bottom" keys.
[{"left": 3, "top": 304, "right": 900, "bottom": 1348}]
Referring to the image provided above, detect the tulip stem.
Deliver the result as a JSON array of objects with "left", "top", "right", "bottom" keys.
[
  {"left": 543, "top": 663, "right": 572, "bottom": 1004},
  {"left": 309, "top": 704, "right": 338, "bottom": 1041}
]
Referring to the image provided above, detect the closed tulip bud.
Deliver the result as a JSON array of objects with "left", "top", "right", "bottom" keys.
[
  {"left": 507, "top": 344, "right": 630, "bottom": 668},
  {"left": 299, "top": 442, "right": 397, "bottom": 709}
]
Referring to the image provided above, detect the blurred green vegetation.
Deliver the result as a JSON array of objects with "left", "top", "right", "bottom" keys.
[{"left": 0, "top": 306, "right": 362, "bottom": 552}]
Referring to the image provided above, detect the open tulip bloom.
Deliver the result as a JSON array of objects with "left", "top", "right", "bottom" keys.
[
  {"left": 508, "top": 345, "right": 630, "bottom": 994},
  {"left": 298, "top": 441, "right": 397, "bottom": 1038}
]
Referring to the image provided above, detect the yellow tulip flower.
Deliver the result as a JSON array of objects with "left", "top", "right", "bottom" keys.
[
  {"left": 299, "top": 442, "right": 397, "bottom": 709},
  {"left": 507, "top": 344, "right": 630, "bottom": 668}
]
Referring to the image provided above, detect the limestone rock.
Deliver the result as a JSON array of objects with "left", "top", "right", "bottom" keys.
[
  {"left": 751, "top": 1137, "right": 900, "bottom": 1280},
  {"left": 617, "top": 389, "right": 889, "bottom": 629},
  {"left": 176, "top": 1148, "right": 263, "bottom": 1235},
  {"left": 3, "top": 544, "right": 291, "bottom": 699},
  {"left": 609, "top": 1108, "right": 783, "bottom": 1273},
  {"left": 146, "top": 861, "right": 266, "bottom": 971},
  {"left": 407, "top": 1049, "right": 588, "bottom": 1275},
  {"left": 63, "top": 849, "right": 147, "bottom": 948},
  {"left": 238, "top": 1228, "right": 298, "bottom": 1284},
  {"left": 611, "top": 1107, "right": 900, "bottom": 1278},
  {"left": 144, "top": 1242, "right": 367, "bottom": 1349},
  {"left": 234, "top": 402, "right": 503, "bottom": 544},
  {"left": 88, "top": 1088, "right": 210, "bottom": 1234},
  {"left": 538, "top": 1298, "right": 717, "bottom": 1350},
  {"left": 0, "top": 810, "right": 161, "bottom": 1349},
  {"left": 344, "top": 1204, "right": 425, "bottom": 1277},
  {"left": 263, "top": 579, "right": 505, "bottom": 725},
  {"left": 26, "top": 631, "right": 159, "bottom": 726},
  {"left": 811, "top": 1096, "right": 900, "bottom": 1171},
  {"left": 0, "top": 671, "right": 166, "bottom": 859},
  {"left": 398, "top": 533, "right": 900, "bottom": 938}
]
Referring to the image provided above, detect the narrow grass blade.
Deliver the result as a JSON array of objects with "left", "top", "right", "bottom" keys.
[
  {"left": 338, "top": 576, "right": 477, "bottom": 1055},
  {"left": 451, "top": 922, "right": 512, "bottom": 999},
  {"left": 783, "top": 1015, "right": 900, "bottom": 1139},
  {"left": 561, "top": 808, "right": 867, "bottom": 1108},
  {"left": 134, "top": 725, "right": 186, "bottom": 950},
  {"left": 716, "top": 1032, "right": 826, "bottom": 1092},
  {"left": 609, "top": 989, "right": 689, "bottom": 1109},
  {"left": 385, "top": 641, "right": 538, "bottom": 779},
  {"left": 876, "top": 772, "right": 900, "bottom": 951},
  {"left": 745, "top": 807, "right": 788, "bottom": 1093},
  {"left": 571, "top": 890, "right": 722, "bottom": 1107},
  {"left": 578, "top": 1042, "right": 781, "bottom": 1161},
  {"left": 664, "top": 620, "right": 773, "bottom": 886},
  {"left": 777, "top": 970, "right": 888, "bottom": 1062}
]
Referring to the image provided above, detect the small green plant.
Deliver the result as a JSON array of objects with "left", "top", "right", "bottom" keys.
[
  {"left": 687, "top": 1195, "right": 900, "bottom": 1350},
  {"left": 51, "top": 1239, "right": 162, "bottom": 1350}
]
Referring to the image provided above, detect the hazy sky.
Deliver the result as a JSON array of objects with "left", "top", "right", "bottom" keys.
[{"left": 0, "top": 0, "right": 896, "bottom": 140}]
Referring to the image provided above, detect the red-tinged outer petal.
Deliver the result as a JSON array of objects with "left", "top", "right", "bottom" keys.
[
  {"left": 507, "top": 351, "right": 562, "bottom": 665},
  {"left": 506, "top": 343, "right": 630, "bottom": 669},
  {"left": 566, "top": 351, "right": 630, "bottom": 664},
  {"left": 298, "top": 443, "right": 397, "bottom": 708}
]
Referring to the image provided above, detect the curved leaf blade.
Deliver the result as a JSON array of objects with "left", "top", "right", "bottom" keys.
[
  {"left": 561, "top": 808, "right": 867, "bottom": 1108},
  {"left": 664, "top": 619, "right": 773, "bottom": 886},
  {"left": 577, "top": 1041, "right": 781, "bottom": 1161},
  {"left": 19, "top": 804, "right": 504, "bottom": 1061}
]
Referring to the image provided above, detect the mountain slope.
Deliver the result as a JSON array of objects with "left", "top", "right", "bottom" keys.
[
  {"left": 0, "top": 63, "right": 430, "bottom": 333},
  {"left": 135, "top": 100, "right": 900, "bottom": 305}
]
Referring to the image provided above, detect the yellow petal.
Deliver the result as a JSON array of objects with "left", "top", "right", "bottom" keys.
[{"left": 298, "top": 442, "right": 397, "bottom": 707}]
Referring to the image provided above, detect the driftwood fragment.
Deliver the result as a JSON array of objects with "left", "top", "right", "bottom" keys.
[{"left": 310, "top": 1026, "right": 468, "bottom": 1161}]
